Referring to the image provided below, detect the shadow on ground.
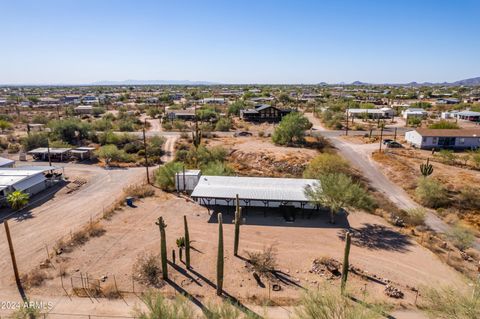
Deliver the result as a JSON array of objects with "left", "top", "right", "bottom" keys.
[
  {"left": 207, "top": 206, "right": 350, "bottom": 229},
  {"left": 338, "top": 223, "right": 412, "bottom": 252}
]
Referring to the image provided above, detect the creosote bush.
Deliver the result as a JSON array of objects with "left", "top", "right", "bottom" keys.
[
  {"left": 415, "top": 178, "right": 449, "bottom": 208},
  {"left": 403, "top": 207, "right": 426, "bottom": 226},
  {"left": 446, "top": 224, "right": 475, "bottom": 251},
  {"left": 133, "top": 253, "right": 163, "bottom": 287},
  {"left": 124, "top": 184, "right": 155, "bottom": 198},
  {"left": 245, "top": 245, "right": 278, "bottom": 280}
]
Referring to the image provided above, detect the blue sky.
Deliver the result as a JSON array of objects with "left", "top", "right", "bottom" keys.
[{"left": 1, "top": 0, "right": 479, "bottom": 84}]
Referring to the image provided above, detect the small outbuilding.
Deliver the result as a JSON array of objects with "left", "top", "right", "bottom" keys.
[{"left": 28, "top": 148, "right": 72, "bottom": 161}]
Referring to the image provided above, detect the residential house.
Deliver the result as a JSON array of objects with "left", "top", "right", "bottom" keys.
[
  {"left": 347, "top": 107, "right": 395, "bottom": 119},
  {"left": 405, "top": 128, "right": 480, "bottom": 150},
  {"left": 240, "top": 104, "right": 292, "bottom": 122},
  {"left": 402, "top": 108, "right": 427, "bottom": 120}
]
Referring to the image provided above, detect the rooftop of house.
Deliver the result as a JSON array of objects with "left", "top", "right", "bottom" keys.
[{"left": 414, "top": 128, "right": 480, "bottom": 137}]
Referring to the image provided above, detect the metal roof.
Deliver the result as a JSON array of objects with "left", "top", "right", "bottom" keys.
[
  {"left": 191, "top": 175, "right": 319, "bottom": 202},
  {"left": 28, "top": 148, "right": 72, "bottom": 154},
  {"left": 0, "top": 157, "right": 14, "bottom": 167},
  {"left": 457, "top": 111, "right": 480, "bottom": 116},
  {"left": 0, "top": 166, "right": 57, "bottom": 189},
  {"left": 414, "top": 128, "right": 480, "bottom": 137}
]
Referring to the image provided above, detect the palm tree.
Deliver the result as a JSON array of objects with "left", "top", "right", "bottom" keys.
[{"left": 7, "top": 190, "right": 30, "bottom": 210}]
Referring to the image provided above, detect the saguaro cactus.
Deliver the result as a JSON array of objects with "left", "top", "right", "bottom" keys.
[
  {"left": 216, "top": 213, "right": 224, "bottom": 296},
  {"left": 234, "top": 194, "right": 242, "bottom": 256},
  {"left": 156, "top": 216, "right": 168, "bottom": 280},
  {"left": 420, "top": 158, "right": 433, "bottom": 178},
  {"left": 184, "top": 215, "right": 191, "bottom": 269},
  {"left": 341, "top": 231, "right": 351, "bottom": 295}
]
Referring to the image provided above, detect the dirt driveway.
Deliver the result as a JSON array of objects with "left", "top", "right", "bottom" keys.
[{"left": 0, "top": 163, "right": 146, "bottom": 300}]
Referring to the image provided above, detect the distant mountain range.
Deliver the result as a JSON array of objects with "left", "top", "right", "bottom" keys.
[
  {"left": 91, "top": 79, "right": 218, "bottom": 86},
  {"left": 347, "top": 76, "right": 480, "bottom": 87}
]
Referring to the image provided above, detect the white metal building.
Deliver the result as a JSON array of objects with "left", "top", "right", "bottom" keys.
[
  {"left": 0, "top": 157, "right": 15, "bottom": 168},
  {"left": 0, "top": 166, "right": 61, "bottom": 198},
  {"left": 405, "top": 128, "right": 480, "bottom": 150},
  {"left": 182, "top": 172, "right": 319, "bottom": 209}
]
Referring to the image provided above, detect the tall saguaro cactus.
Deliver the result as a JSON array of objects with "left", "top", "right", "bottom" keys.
[
  {"left": 216, "top": 213, "right": 224, "bottom": 296},
  {"left": 234, "top": 194, "right": 242, "bottom": 256},
  {"left": 184, "top": 215, "right": 191, "bottom": 269},
  {"left": 420, "top": 158, "right": 433, "bottom": 178},
  {"left": 341, "top": 231, "right": 351, "bottom": 295},
  {"left": 156, "top": 216, "right": 168, "bottom": 280}
]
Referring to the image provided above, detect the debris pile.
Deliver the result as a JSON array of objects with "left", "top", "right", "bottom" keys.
[
  {"left": 311, "top": 257, "right": 342, "bottom": 278},
  {"left": 385, "top": 285, "right": 404, "bottom": 299}
]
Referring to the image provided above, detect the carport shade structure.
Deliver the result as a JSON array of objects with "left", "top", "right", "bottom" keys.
[{"left": 190, "top": 175, "right": 320, "bottom": 210}]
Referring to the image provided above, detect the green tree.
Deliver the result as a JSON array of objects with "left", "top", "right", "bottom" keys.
[
  {"left": 95, "top": 144, "right": 133, "bottom": 166},
  {"left": 7, "top": 190, "right": 30, "bottom": 210},
  {"left": 154, "top": 161, "right": 184, "bottom": 191},
  {"left": 303, "top": 153, "right": 350, "bottom": 179},
  {"left": 305, "top": 173, "right": 372, "bottom": 223},
  {"left": 215, "top": 118, "right": 232, "bottom": 131},
  {"left": 272, "top": 112, "right": 312, "bottom": 145},
  {"left": 227, "top": 101, "right": 246, "bottom": 116}
]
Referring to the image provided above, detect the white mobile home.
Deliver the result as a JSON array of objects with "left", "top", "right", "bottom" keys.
[
  {"left": 405, "top": 128, "right": 480, "bottom": 150},
  {"left": 0, "top": 166, "right": 62, "bottom": 199},
  {"left": 402, "top": 108, "right": 427, "bottom": 119}
]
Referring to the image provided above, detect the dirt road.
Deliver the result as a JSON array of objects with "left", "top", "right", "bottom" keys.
[{"left": 305, "top": 113, "right": 473, "bottom": 244}]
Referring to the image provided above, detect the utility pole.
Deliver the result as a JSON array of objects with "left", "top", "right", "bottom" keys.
[
  {"left": 345, "top": 111, "right": 349, "bottom": 136},
  {"left": 379, "top": 126, "right": 384, "bottom": 152},
  {"left": 4, "top": 221, "right": 23, "bottom": 297},
  {"left": 143, "top": 120, "right": 150, "bottom": 184},
  {"left": 394, "top": 127, "right": 397, "bottom": 141}
]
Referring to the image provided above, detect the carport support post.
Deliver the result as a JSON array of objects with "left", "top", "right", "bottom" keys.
[
  {"left": 394, "top": 127, "right": 397, "bottom": 141},
  {"left": 4, "top": 221, "right": 23, "bottom": 298},
  {"left": 216, "top": 213, "right": 224, "bottom": 296},
  {"left": 47, "top": 139, "right": 52, "bottom": 167}
]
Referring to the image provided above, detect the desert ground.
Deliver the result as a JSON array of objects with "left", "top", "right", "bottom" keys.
[{"left": 0, "top": 188, "right": 466, "bottom": 318}]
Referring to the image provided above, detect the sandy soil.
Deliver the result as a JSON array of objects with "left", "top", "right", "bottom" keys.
[
  {"left": 207, "top": 136, "right": 318, "bottom": 177},
  {"left": 4, "top": 192, "right": 466, "bottom": 318},
  {"left": 0, "top": 163, "right": 146, "bottom": 301}
]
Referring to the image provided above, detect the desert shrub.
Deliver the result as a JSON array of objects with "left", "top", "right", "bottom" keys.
[
  {"left": 272, "top": 112, "right": 312, "bottom": 145},
  {"left": 415, "top": 178, "right": 449, "bottom": 208},
  {"left": 8, "top": 302, "right": 41, "bottom": 319},
  {"left": 124, "top": 184, "right": 155, "bottom": 198},
  {"left": 20, "top": 133, "right": 48, "bottom": 151},
  {"left": 118, "top": 119, "right": 135, "bottom": 131},
  {"left": 258, "top": 130, "right": 265, "bottom": 137},
  {"left": 133, "top": 291, "right": 193, "bottom": 319},
  {"left": 147, "top": 135, "right": 165, "bottom": 157},
  {"left": 294, "top": 286, "right": 383, "bottom": 319},
  {"left": 303, "top": 153, "right": 350, "bottom": 179},
  {"left": 435, "top": 149, "right": 457, "bottom": 165},
  {"left": 7, "top": 143, "right": 21, "bottom": 153},
  {"left": 428, "top": 120, "right": 459, "bottom": 129},
  {"left": 133, "top": 253, "right": 163, "bottom": 287},
  {"left": 446, "top": 224, "right": 475, "bottom": 251},
  {"left": 49, "top": 118, "right": 91, "bottom": 143},
  {"left": 403, "top": 207, "right": 426, "bottom": 226},
  {"left": 96, "top": 144, "right": 134, "bottom": 165},
  {"left": 172, "top": 120, "right": 188, "bottom": 131},
  {"left": 459, "top": 186, "right": 480, "bottom": 210},
  {"left": 407, "top": 117, "right": 422, "bottom": 127},
  {"left": 21, "top": 269, "right": 48, "bottom": 288},
  {"left": 215, "top": 117, "right": 232, "bottom": 131},
  {"left": 162, "top": 122, "right": 173, "bottom": 131},
  {"left": 154, "top": 161, "right": 184, "bottom": 191},
  {"left": 200, "top": 161, "right": 234, "bottom": 176},
  {"left": 227, "top": 101, "right": 246, "bottom": 116},
  {"left": 86, "top": 222, "right": 106, "bottom": 237},
  {"left": 421, "top": 283, "right": 480, "bottom": 319},
  {"left": 71, "top": 229, "right": 89, "bottom": 246},
  {"left": 184, "top": 145, "right": 228, "bottom": 167},
  {"left": 31, "top": 114, "right": 50, "bottom": 124},
  {"left": 0, "top": 119, "right": 13, "bottom": 132},
  {"left": 245, "top": 245, "right": 278, "bottom": 281},
  {"left": 92, "top": 118, "right": 113, "bottom": 131},
  {"left": 102, "top": 283, "right": 122, "bottom": 299}
]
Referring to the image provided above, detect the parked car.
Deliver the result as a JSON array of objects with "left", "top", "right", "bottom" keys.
[
  {"left": 383, "top": 139, "right": 393, "bottom": 145},
  {"left": 234, "top": 131, "right": 253, "bottom": 137},
  {"left": 386, "top": 141, "right": 403, "bottom": 148}
]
